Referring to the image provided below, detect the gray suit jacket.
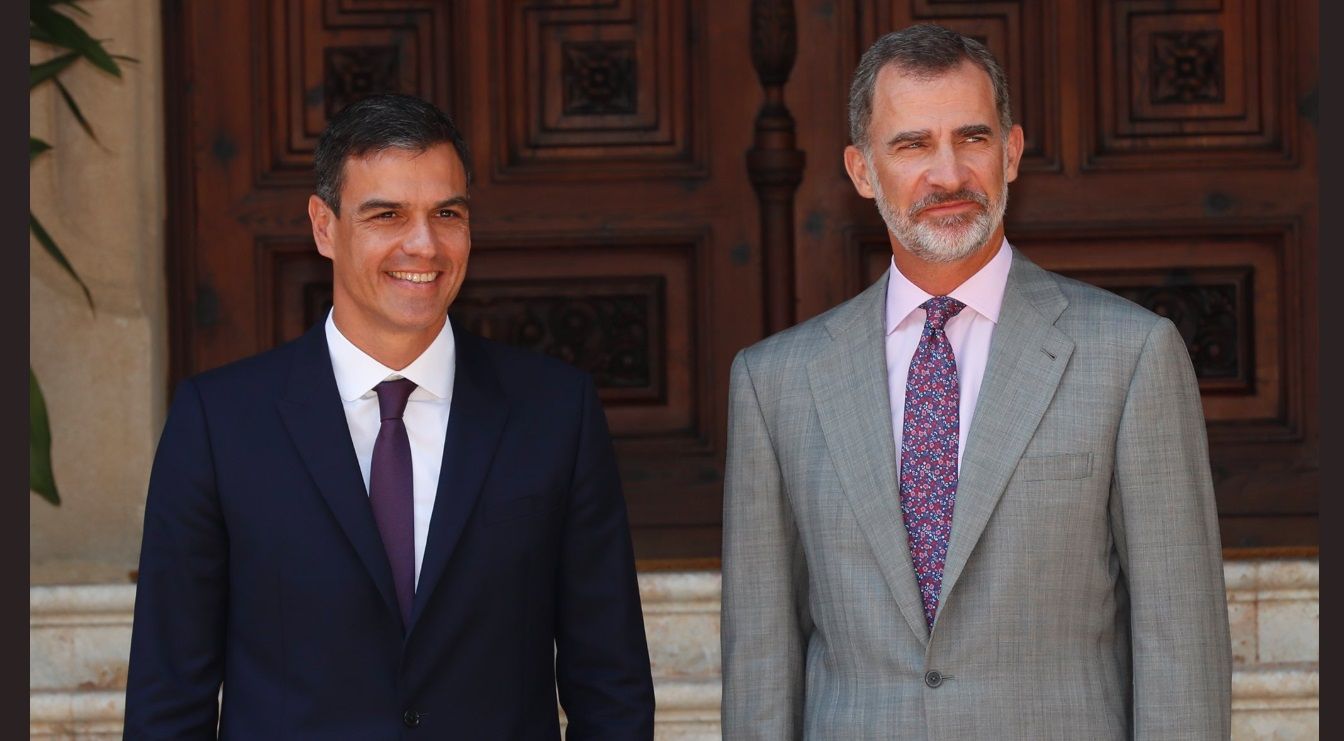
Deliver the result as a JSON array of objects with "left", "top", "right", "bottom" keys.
[{"left": 721, "top": 247, "right": 1231, "bottom": 740}]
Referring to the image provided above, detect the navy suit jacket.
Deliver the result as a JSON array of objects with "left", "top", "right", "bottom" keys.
[{"left": 125, "top": 316, "right": 655, "bottom": 739}]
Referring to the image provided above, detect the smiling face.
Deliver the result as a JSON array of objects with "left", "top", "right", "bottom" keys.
[
  {"left": 844, "top": 60, "right": 1024, "bottom": 268},
  {"left": 308, "top": 143, "right": 470, "bottom": 368}
]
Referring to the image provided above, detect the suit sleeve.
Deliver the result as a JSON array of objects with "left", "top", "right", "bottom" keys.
[
  {"left": 553, "top": 373, "right": 656, "bottom": 740},
  {"left": 1109, "top": 318, "right": 1232, "bottom": 739},
  {"left": 721, "top": 350, "right": 810, "bottom": 740},
  {"left": 124, "top": 379, "right": 228, "bottom": 740}
]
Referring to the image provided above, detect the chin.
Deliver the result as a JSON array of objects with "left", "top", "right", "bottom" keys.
[
  {"left": 902, "top": 225, "right": 990, "bottom": 263},
  {"left": 385, "top": 309, "right": 450, "bottom": 334}
]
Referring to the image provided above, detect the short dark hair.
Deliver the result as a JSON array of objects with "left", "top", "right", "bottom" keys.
[
  {"left": 848, "top": 24, "right": 1013, "bottom": 151},
  {"left": 314, "top": 93, "right": 474, "bottom": 214}
]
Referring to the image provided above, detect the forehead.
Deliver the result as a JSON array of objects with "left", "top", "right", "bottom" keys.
[
  {"left": 339, "top": 144, "right": 466, "bottom": 196},
  {"left": 869, "top": 60, "right": 999, "bottom": 135}
]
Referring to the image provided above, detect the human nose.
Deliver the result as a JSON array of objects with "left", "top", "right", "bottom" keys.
[
  {"left": 401, "top": 216, "right": 436, "bottom": 256},
  {"left": 924, "top": 145, "right": 967, "bottom": 191}
]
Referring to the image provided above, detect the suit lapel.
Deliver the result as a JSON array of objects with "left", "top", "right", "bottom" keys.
[
  {"left": 407, "top": 322, "right": 508, "bottom": 637},
  {"left": 936, "top": 250, "right": 1074, "bottom": 620},
  {"left": 277, "top": 318, "right": 401, "bottom": 621},
  {"left": 808, "top": 274, "right": 931, "bottom": 646}
]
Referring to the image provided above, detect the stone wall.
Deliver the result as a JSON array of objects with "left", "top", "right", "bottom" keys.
[
  {"left": 30, "top": 0, "right": 167, "bottom": 584},
  {"left": 31, "top": 561, "right": 1318, "bottom": 739}
]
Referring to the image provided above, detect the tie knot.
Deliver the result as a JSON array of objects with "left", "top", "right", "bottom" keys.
[
  {"left": 921, "top": 296, "right": 966, "bottom": 331},
  {"left": 375, "top": 378, "right": 417, "bottom": 420}
]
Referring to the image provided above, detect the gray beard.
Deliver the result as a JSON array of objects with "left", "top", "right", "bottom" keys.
[{"left": 870, "top": 170, "right": 1008, "bottom": 264}]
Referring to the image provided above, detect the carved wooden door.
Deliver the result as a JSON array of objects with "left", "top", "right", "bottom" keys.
[{"left": 167, "top": 0, "right": 1317, "bottom": 559}]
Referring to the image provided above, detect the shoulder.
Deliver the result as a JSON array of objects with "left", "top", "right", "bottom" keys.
[
  {"left": 1012, "top": 253, "right": 1166, "bottom": 347},
  {"left": 1050, "top": 272, "right": 1169, "bottom": 351},
  {"left": 184, "top": 335, "right": 302, "bottom": 402}
]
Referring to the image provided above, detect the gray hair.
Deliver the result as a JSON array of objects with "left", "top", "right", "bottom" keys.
[{"left": 848, "top": 24, "right": 1013, "bottom": 151}]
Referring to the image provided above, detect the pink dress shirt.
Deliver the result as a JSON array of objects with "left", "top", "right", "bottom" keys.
[{"left": 885, "top": 238, "right": 1012, "bottom": 470}]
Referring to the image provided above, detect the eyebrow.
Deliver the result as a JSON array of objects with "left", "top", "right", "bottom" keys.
[
  {"left": 955, "top": 124, "right": 994, "bottom": 139},
  {"left": 355, "top": 195, "right": 471, "bottom": 214},
  {"left": 885, "top": 124, "right": 996, "bottom": 148},
  {"left": 435, "top": 196, "right": 470, "bottom": 211},
  {"left": 886, "top": 129, "right": 931, "bottom": 147}
]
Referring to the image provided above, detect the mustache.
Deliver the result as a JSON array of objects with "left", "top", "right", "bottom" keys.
[{"left": 908, "top": 190, "right": 990, "bottom": 218}]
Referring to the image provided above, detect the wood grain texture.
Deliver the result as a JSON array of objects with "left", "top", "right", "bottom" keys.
[{"left": 165, "top": 0, "right": 1317, "bottom": 554}]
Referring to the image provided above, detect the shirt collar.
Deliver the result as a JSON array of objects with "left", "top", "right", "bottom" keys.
[
  {"left": 884, "top": 237, "right": 1013, "bottom": 336},
  {"left": 324, "top": 311, "right": 456, "bottom": 401}
]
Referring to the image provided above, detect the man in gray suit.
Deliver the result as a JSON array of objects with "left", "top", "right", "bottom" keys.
[{"left": 721, "top": 25, "right": 1231, "bottom": 739}]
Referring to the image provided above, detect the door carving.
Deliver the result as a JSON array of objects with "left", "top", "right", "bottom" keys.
[{"left": 165, "top": 0, "right": 1317, "bottom": 559}]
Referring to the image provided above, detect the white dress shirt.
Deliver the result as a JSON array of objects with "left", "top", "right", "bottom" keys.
[
  {"left": 325, "top": 312, "right": 456, "bottom": 587},
  {"left": 885, "top": 238, "right": 1012, "bottom": 470}
]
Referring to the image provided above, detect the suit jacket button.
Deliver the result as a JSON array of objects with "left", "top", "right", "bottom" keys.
[
  {"left": 924, "top": 670, "right": 943, "bottom": 688},
  {"left": 403, "top": 710, "right": 421, "bottom": 728}
]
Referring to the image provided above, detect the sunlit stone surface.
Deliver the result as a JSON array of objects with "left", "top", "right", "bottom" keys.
[{"left": 30, "top": 560, "right": 1317, "bottom": 739}]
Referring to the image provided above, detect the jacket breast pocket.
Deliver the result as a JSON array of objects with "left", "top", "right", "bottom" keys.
[
  {"left": 479, "top": 494, "right": 561, "bottom": 526},
  {"left": 1016, "top": 452, "right": 1093, "bottom": 482}
]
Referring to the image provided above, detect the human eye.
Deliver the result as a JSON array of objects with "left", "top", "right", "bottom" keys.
[{"left": 960, "top": 128, "right": 992, "bottom": 144}]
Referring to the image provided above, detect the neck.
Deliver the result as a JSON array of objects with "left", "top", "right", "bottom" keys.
[
  {"left": 331, "top": 313, "right": 444, "bottom": 371},
  {"left": 891, "top": 226, "right": 1004, "bottom": 296}
]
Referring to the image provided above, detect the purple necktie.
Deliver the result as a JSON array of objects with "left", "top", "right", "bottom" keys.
[
  {"left": 370, "top": 378, "right": 417, "bottom": 627},
  {"left": 899, "top": 296, "right": 966, "bottom": 628}
]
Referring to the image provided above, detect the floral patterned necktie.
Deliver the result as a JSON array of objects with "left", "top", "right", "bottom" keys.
[{"left": 899, "top": 296, "right": 966, "bottom": 628}]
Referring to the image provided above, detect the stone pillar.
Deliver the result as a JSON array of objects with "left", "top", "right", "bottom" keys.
[{"left": 29, "top": 0, "right": 166, "bottom": 583}]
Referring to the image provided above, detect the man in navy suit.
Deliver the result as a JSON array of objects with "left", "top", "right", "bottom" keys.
[{"left": 125, "top": 93, "right": 655, "bottom": 739}]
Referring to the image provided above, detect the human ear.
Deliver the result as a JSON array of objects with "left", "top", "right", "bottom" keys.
[
  {"left": 1003, "top": 124, "right": 1025, "bottom": 183},
  {"left": 308, "top": 195, "right": 337, "bottom": 260},
  {"left": 843, "top": 145, "right": 877, "bottom": 199}
]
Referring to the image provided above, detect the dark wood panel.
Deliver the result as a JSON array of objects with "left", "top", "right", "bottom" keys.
[
  {"left": 492, "top": 0, "right": 705, "bottom": 178},
  {"left": 166, "top": 0, "right": 1318, "bottom": 557},
  {"left": 456, "top": 280, "right": 666, "bottom": 398},
  {"left": 462, "top": 239, "right": 706, "bottom": 436},
  {"left": 1084, "top": 0, "right": 1297, "bottom": 168},
  {"left": 1218, "top": 515, "right": 1319, "bottom": 551},
  {"left": 257, "top": 0, "right": 453, "bottom": 185}
]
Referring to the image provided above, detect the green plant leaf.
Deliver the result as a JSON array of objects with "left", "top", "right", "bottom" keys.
[
  {"left": 46, "top": 1, "right": 92, "bottom": 17},
  {"left": 30, "top": 367, "right": 60, "bottom": 505},
  {"left": 32, "top": 0, "right": 90, "bottom": 11},
  {"left": 30, "top": 137, "right": 52, "bottom": 162},
  {"left": 30, "top": 4, "right": 121, "bottom": 76},
  {"left": 30, "top": 211, "right": 94, "bottom": 309},
  {"left": 30, "top": 51, "right": 79, "bottom": 89},
  {"left": 52, "top": 78, "right": 98, "bottom": 143}
]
